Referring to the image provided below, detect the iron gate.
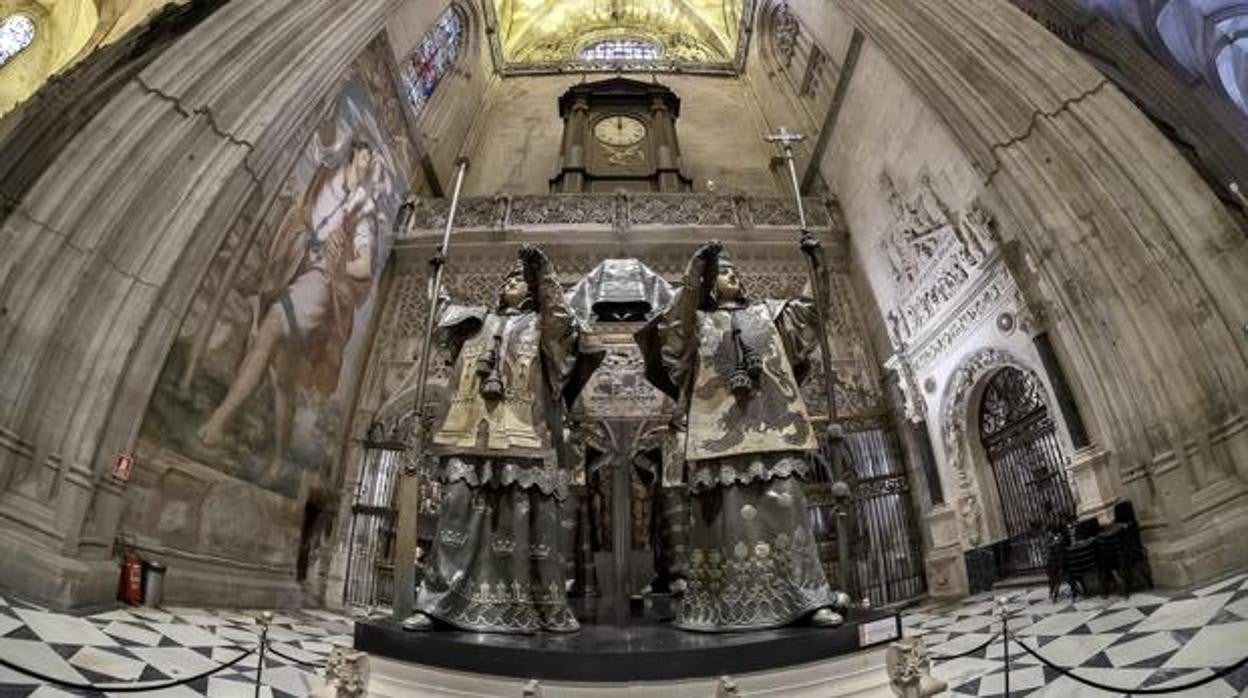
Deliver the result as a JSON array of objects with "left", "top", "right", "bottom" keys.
[
  {"left": 344, "top": 442, "right": 404, "bottom": 608},
  {"left": 979, "top": 367, "right": 1077, "bottom": 574},
  {"left": 806, "top": 424, "right": 927, "bottom": 607},
  {"left": 846, "top": 427, "right": 927, "bottom": 606}
]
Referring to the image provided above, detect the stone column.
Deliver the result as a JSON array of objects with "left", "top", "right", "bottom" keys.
[
  {"left": 559, "top": 96, "right": 589, "bottom": 192},
  {"left": 651, "top": 95, "right": 682, "bottom": 192},
  {"left": 837, "top": 0, "right": 1248, "bottom": 586},
  {"left": 0, "top": 0, "right": 402, "bottom": 608}
]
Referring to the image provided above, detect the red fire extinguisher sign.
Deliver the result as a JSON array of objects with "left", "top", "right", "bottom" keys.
[{"left": 113, "top": 454, "right": 133, "bottom": 481}]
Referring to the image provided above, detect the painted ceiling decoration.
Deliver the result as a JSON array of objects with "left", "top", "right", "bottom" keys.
[
  {"left": 1076, "top": 0, "right": 1248, "bottom": 115},
  {"left": 485, "top": 0, "right": 751, "bottom": 74},
  {"left": 0, "top": 0, "right": 187, "bottom": 116}
]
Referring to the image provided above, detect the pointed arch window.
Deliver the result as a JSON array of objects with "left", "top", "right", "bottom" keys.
[
  {"left": 400, "top": 7, "right": 465, "bottom": 117},
  {"left": 0, "top": 14, "right": 36, "bottom": 68}
]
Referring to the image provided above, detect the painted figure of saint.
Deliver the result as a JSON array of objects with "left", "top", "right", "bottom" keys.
[
  {"left": 197, "top": 123, "right": 387, "bottom": 474},
  {"left": 636, "top": 240, "right": 844, "bottom": 631},
  {"left": 403, "top": 245, "right": 601, "bottom": 633}
]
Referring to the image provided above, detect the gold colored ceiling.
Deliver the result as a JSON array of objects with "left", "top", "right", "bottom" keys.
[
  {"left": 493, "top": 0, "right": 744, "bottom": 65},
  {"left": 1, "top": 0, "right": 185, "bottom": 117}
]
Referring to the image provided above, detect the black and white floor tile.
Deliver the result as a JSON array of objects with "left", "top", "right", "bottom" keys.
[
  {"left": 904, "top": 571, "right": 1248, "bottom": 697},
  {"left": 0, "top": 594, "right": 355, "bottom": 697},
  {"left": 3, "top": 573, "right": 1247, "bottom": 696}
]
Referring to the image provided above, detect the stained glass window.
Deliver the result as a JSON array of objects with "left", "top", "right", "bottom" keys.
[
  {"left": 0, "top": 14, "right": 35, "bottom": 68},
  {"left": 580, "top": 39, "right": 661, "bottom": 62},
  {"left": 400, "top": 8, "right": 464, "bottom": 117}
]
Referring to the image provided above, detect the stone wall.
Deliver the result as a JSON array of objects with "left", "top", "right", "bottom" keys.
[
  {"left": 459, "top": 73, "right": 782, "bottom": 196},
  {"left": 384, "top": 0, "right": 493, "bottom": 194},
  {"left": 806, "top": 0, "right": 1248, "bottom": 591},
  {"left": 0, "top": 0, "right": 405, "bottom": 609}
]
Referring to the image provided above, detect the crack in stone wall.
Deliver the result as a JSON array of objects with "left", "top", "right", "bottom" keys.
[
  {"left": 133, "top": 75, "right": 264, "bottom": 186},
  {"left": 0, "top": 192, "right": 164, "bottom": 296},
  {"left": 983, "top": 77, "right": 1112, "bottom": 186}
]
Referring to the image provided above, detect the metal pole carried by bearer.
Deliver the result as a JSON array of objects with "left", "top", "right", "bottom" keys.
[
  {"left": 764, "top": 128, "right": 855, "bottom": 596},
  {"left": 392, "top": 157, "right": 470, "bottom": 621}
]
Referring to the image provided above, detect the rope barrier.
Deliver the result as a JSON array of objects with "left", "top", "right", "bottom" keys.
[
  {"left": 927, "top": 632, "right": 1002, "bottom": 662},
  {"left": 1010, "top": 633, "right": 1248, "bottom": 695},
  {"left": 0, "top": 645, "right": 257, "bottom": 693},
  {"left": 264, "top": 642, "right": 328, "bottom": 669}
]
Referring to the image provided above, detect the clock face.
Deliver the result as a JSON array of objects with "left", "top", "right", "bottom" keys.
[{"left": 594, "top": 115, "right": 647, "bottom": 147}]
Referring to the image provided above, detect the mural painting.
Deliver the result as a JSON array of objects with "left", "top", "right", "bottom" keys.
[{"left": 141, "top": 39, "right": 414, "bottom": 498}]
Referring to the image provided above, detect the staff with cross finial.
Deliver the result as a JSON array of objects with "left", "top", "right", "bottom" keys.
[
  {"left": 765, "top": 127, "right": 855, "bottom": 595},
  {"left": 392, "top": 157, "right": 470, "bottom": 621}
]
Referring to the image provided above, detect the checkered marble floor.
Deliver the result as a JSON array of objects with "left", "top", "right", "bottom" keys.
[
  {"left": 904, "top": 571, "right": 1248, "bottom": 697},
  {"left": 0, "top": 592, "right": 354, "bottom": 697}
]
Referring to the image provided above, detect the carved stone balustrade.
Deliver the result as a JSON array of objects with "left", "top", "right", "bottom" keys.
[{"left": 400, "top": 193, "right": 843, "bottom": 236}]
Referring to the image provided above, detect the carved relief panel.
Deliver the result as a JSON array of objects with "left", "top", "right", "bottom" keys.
[{"left": 878, "top": 172, "right": 1000, "bottom": 347}]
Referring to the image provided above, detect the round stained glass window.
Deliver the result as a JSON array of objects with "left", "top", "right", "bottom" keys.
[
  {"left": 0, "top": 14, "right": 36, "bottom": 68},
  {"left": 580, "top": 39, "right": 661, "bottom": 62}
]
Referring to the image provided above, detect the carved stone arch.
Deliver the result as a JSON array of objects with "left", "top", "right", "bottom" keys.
[
  {"left": 937, "top": 347, "right": 1064, "bottom": 548},
  {"left": 758, "top": 0, "right": 802, "bottom": 70}
]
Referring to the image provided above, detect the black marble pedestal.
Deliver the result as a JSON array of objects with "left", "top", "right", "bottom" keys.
[{"left": 354, "top": 597, "right": 901, "bottom": 683}]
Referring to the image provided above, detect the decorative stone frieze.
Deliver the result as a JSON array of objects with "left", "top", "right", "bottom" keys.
[
  {"left": 402, "top": 194, "right": 838, "bottom": 235},
  {"left": 772, "top": 3, "right": 800, "bottom": 68},
  {"left": 878, "top": 172, "right": 1000, "bottom": 346}
]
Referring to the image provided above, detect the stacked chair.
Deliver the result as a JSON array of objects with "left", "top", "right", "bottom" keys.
[{"left": 1046, "top": 500, "right": 1153, "bottom": 601}]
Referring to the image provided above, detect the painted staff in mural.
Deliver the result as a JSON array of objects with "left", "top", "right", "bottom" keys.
[
  {"left": 197, "top": 119, "right": 390, "bottom": 476},
  {"left": 635, "top": 240, "right": 846, "bottom": 631},
  {"left": 403, "top": 245, "right": 603, "bottom": 633}
]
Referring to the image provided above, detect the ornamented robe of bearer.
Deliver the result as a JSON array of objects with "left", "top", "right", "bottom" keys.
[
  {"left": 415, "top": 254, "right": 601, "bottom": 633},
  {"left": 636, "top": 250, "right": 836, "bottom": 632}
]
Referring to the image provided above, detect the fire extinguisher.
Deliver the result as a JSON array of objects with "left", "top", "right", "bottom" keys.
[{"left": 118, "top": 551, "right": 144, "bottom": 606}]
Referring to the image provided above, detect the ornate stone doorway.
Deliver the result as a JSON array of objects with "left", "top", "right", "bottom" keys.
[{"left": 977, "top": 367, "right": 1076, "bottom": 574}]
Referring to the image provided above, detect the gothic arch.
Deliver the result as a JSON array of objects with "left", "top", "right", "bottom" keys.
[
  {"left": 937, "top": 347, "right": 1070, "bottom": 548},
  {"left": 753, "top": 0, "right": 829, "bottom": 135},
  {"left": 397, "top": 1, "right": 476, "bottom": 124}
]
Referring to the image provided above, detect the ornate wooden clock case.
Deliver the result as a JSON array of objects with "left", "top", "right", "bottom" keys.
[{"left": 550, "top": 77, "right": 693, "bottom": 193}]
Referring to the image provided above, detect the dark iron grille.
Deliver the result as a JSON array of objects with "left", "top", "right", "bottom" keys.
[
  {"left": 845, "top": 427, "right": 927, "bottom": 607},
  {"left": 344, "top": 448, "right": 403, "bottom": 609},
  {"left": 806, "top": 425, "right": 928, "bottom": 606},
  {"left": 979, "top": 368, "right": 1077, "bottom": 574}
]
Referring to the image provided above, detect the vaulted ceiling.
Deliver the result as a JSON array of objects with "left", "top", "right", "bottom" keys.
[
  {"left": 491, "top": 0, "right": 745, "bottom": 65},
  {"left": 1075, "top": 0, "right": 1247, "bottom": 114}
]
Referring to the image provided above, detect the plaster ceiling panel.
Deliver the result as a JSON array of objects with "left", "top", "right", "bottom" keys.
[{"left": 492, "top": 0, "right": 744, "bottom": 67}]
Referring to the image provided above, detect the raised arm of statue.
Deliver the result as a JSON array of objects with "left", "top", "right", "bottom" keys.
[
  {"left": 634, "top": 241, "right": 721, "bottom": 400},
  {"left": 675, "top": 240, "right": 720, "bottom": 327},
  {"left": 518, "top": 244, "right": 603, "bottom": 408},
  {"left": 520, "top": 244, "right": 575, "bottom": 382}
]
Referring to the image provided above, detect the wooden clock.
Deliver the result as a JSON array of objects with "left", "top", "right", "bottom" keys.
[{"left": 550, "top": 77, "right": 693, "bottom": 193}]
